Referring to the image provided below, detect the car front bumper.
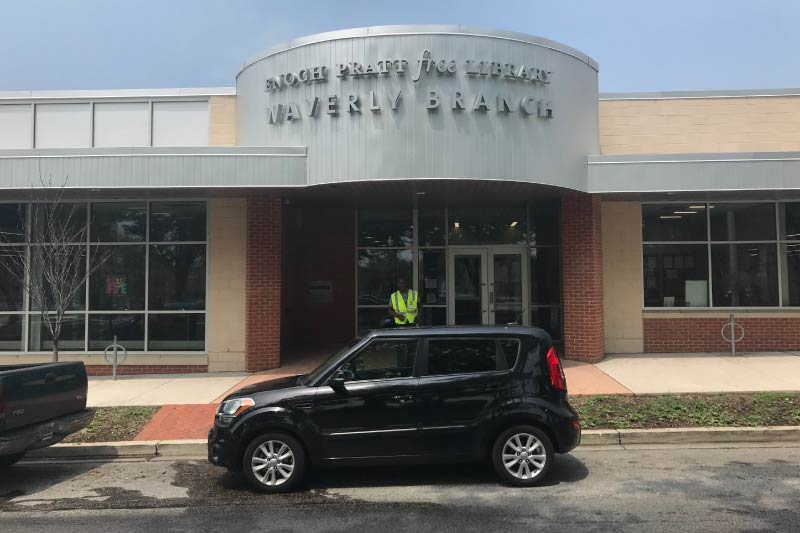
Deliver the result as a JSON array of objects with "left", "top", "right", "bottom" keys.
[{"left": 0, "top": 408, "right": 95, "bottom": 456}]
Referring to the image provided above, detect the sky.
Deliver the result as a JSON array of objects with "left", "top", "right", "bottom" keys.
[{"left": 2, "top": 0, "right": 799, "bottom": 93}]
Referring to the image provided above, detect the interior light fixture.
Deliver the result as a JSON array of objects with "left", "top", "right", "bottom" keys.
[
  {"left": 510, "top": 221, "right": 519, "bottom": 227},
  {"left": 660, "top": 215, "right": 682, "bottom": 219},
  {"left": 454, "top": 222, "right": 460, "bottom": 229},
  {"left": 673, "top": 211, "right": 697, "bottom": 214},
  {"left": 689, "top": 205, "right": 706, "bottom": 209}
]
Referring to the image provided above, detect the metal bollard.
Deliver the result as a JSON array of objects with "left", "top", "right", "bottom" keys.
[
  {"left": 720, "top": 313, "right": 745, "bottom": 357},
  {"left": 103, "top": 335, "right": 128, "bottom": 380}
]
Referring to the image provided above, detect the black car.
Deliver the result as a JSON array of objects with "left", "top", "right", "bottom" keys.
[{"left": 208, "top": 326, "right": 580, "bottom": 493}]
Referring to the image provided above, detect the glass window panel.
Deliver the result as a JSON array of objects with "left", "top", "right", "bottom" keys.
[
  {"left": 31, "top": 203, "right": 88, "bottom": 243},
  {"left": 149, "top": 244, "right": 206, "bottom": 310},
  {"left": 0, "top": 247, "right": 24, "bottom": 311},
  {"left": 0, "top": 203, "right": 25, "bottom": 243},
  {"left": 149, "top": 202, "right": 206, "bottom": 242},
  {"left": 530, "top": 247, "right": 561, "bottom": 305},
  {"left": 426, "top": 338, "right": 503, "bottom": 375},
  {"left": 783, "top": 243, "right": 800, "bottom": 306},
  {"left": 357, "top": 249, "right": 412, "bottom": 306},
  {"left": 29, "top": 245, "right": 86, "bottom": 311},
  {"left": 91, "top": 202, "right": 146, "bottom": 242},
  {"left": 531, "top": 307, "right": 562, "bottom": 340},
  {"left": 529, "top": 202, "right": 559, "bottom": 246},
  {"left": 29, "top": 314, "right": 85, "bottom": 351},
  {"left": 421, "top": 306, "right": 446, "bottom": 326},
  {"left": 643, "top": 244, "right": 710, "bottom": 307},
  {"left": 710, "top": 203, "right": 776, "bottom": 241},
  {"left": 642, "top": 204, "right": 707, "bottom": 242},
  {"left": 418, "top": 209, "right": 445, "bottom": 246},
  {"left": 357, "top": 307, "right": 392, "bottom": 336},
  {"left": 88, "top": 314, "right": 144, "bottom": 351},
  {"left": 453, "top": 254, "right": 483, "bottom": 325},
  {"left": 0, "top": 314, "right": 23, "bottom": 351},
  {"left": 148, "top": 313, "right": 205, "bottom": 351},
  {"left": 499, "top": 339, "right": 521, "bottom": 369},
  {"left": 448, "top": 208, "right": 527, "bottom": 245},
  {"left": 90, "top": 245, "right": 146, "bottom": 310},
  {"left": 357, "top": 209, "right": 413, "bottom": 247},
  {"left": 711, "top": 244, "right": 778, "bottom": 306},
  {"left": 340, "top": 339, "right": 417, "bottom": 381},
  {"left": 419, "top": 250, "right": 446, "bottom": 305},
  {"left": 780, "top": 203, "right": 800, "bottom": 241}
]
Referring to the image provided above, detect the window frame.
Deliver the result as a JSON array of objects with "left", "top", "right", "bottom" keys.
[{"left": 419, "top": 336, "right": 520, "bottom": 378}]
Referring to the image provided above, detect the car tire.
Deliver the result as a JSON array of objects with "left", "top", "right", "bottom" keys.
[
  {"left": 242, "top": 432, "right": 306, "bottom": 493},
  {"left": 0, "top": 453, "right": 26, "bottom": 469},
  {"left": 491, "top": 425, "right": 554, "bottom": 487}
]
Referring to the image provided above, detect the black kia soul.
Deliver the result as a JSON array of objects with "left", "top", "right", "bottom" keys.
[{"left": 208, "top": 326, "right": 580, "bottom": 493}]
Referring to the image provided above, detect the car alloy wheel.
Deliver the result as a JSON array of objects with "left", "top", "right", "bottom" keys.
[
  {"left": 502, "top": 433, "right": 546, "bottom": 480},
  {"left": 251, "top": 440, "right": 295, "bottom": 486}
]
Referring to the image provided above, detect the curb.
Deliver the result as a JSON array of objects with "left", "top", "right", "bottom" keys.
[
  {"left": 26, "top": 439, "right": 207, "bottom": 459},
  {"left": 581, "top": 426, "right": 800, "bottom": 446}
]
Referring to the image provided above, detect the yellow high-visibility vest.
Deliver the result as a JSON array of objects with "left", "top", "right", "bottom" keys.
[{"left": 390, "top": 290, "right": 418, "bottom": 325}]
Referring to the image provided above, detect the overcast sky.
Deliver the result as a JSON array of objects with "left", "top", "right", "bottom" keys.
[{"left": 2, "top": 0, "right": 798, "bottom": 92}]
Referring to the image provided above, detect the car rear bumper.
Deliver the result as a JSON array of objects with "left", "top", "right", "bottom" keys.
[{"left": 0, "top": 408, "right": 94, "bottom": 456}]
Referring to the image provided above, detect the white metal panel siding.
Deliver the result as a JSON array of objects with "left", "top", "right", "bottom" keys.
[
  {"left": 152, "top": 101, "right": 210, "bottom": 147},
  {"left": 93, "top": 102, "right": 150, "bottom": 147},
  {"left": 34, "top": 103, "right": 92, "bottom": 148},
  {"left": 0, "top": 104, "right": 32, "bottom": 148}
]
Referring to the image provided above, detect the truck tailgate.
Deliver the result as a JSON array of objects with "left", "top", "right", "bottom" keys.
[{"left": 0, "top": 362, "right": 88, "bottom": 432}]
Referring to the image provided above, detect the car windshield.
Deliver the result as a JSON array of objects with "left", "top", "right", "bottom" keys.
[{"left": 302, "top": 337, "right": 362, "bottom": 385}]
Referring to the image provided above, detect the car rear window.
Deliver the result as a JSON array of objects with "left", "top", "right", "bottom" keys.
[{"left": 425, "top": 337, "right": 520, "bottom": 376}]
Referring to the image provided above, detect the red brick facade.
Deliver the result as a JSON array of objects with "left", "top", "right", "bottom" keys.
[
  {"left": 560, "top": 194, "right": 605, "bottom": 362},
  {"left": 245, "top": 196, "right": 283, "bottom": 371},
  {"left": 85, "top": 365, "right": 208, "bottom": 376},
  {"left": 644, "top": 316, "right": 800, "bottom": 353}
]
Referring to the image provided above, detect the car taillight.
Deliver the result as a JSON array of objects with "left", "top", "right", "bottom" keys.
[{"left": 545, "top": 346, "right": 567, "bottom": 392}]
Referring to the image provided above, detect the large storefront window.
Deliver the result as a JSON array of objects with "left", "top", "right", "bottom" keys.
[
  {"left": 356, "top": 204, "right": 562, "bottom": 339},
  {"left": 0, "top": 201, "right": 206, "bottom": 352},
  {"left": 643, "top": 201, "right": 799, "bottom": 308}
]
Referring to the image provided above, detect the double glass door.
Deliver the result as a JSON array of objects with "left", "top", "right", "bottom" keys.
[{"left": 447, "top": 247, "right": 528, "bottom": 325}]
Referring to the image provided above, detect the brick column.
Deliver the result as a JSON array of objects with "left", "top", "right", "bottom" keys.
[
  {"left": 245, "top": 196, "right": 282, "bottom": 371},
  {"left": 560, "top": 194, "right": 605, "bottom": 362}
]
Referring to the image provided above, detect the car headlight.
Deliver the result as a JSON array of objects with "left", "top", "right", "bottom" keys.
[{"left": 218, "top": 397, "right": 255, "bottom": 418}]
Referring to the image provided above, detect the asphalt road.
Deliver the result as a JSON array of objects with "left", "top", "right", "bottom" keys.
[{"left": 1, "top": 443, "right": 799, "bottom": 532}]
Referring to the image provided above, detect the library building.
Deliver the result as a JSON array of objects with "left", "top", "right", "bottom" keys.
[{"left": 1, "top": 25, "right": 800, "bottom": 374}]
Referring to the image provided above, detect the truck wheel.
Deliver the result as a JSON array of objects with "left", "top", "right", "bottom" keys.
[
  {"left": 491, "top": 425, "right": 554, "bottom": 487},
  {"left": 0, "top": 453, "right": 25, "bottom": 468},
  {"left": 242, "top": 433, "right": 306, "bottom": 493}
]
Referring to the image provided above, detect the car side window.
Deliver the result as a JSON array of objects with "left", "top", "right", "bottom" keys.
[
  {"left": 426, "top": 337, "right": 516, "bottom": 376},
  {"left": 339, "top": 339, "right": 417, "bottom": 382}
]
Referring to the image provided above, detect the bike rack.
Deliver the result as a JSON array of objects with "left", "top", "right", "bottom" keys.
[
  {"left": 103, "top": 335, "right": 128, "bottom": 380},
  {"left": 720, "top": 314, "right": 745, "bottom": 357}
]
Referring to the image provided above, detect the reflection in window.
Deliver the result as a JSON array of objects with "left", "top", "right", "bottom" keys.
[
  {"left": 529, "top": 203, "right": 559, "bottom": 246},
  {"left": 357, "top": 209, "right": 413, "bottom": 248},
  {"left": 88, "top": 314, "right": 144, "bottom": 351},
  {"left": 780, "top": 202, "right": 800, "bottom": 240},
  {"left": 0, "top": 247, "right": 24, "bottom": 311},
  {"left": 29, "top": 246, "right": 86, "bottom": 311},
  {"left": 642, "top": 204, "right": 707, "bottom": 242},
  {"left": 357, "top": 307, "right": 391, "bottom": 335},
  {"left": 0, "top": 314, "right": 22, "bottom": 351},
  {"left": 531, "top": 307, "right": 562, "bottom": 340},
  {"left": 0, "top": 204, "right": 25, "bottom": 243},
  {"left": 419, "top": 250, "right": 446, "bottom": 305},
  {"left": 643, "top": 244, "right": 709, "bottom": 307},
  {"left": 31, "top": 203, "right": 88, "bottom": 243},
  {"left": 149, "top": 202, "right": 206, "bottom": 242},
  {"left": 90, "top": 245, "right": 146, "bottom": 310},
  {"left": 149, "top": 244, "right": 206, "bottom": 310},
  {"left": 341, "top": 339, "right": 417, "bottom": 381},
  {"left": 148, "top": 314, "right": 205, "bottom": 351},
  {"left": 711, "top": 203, "right": 776, "bottom": 241},
  {"left": 29, "top": 314, "right": 85, "bottom": 351},
  {"left": 449, "top": 208, "right": 527, "bottom": 245},
  {"left": 711, "top": 244, "right": 778, "bottom": 306},
  {"left": 91, "top": 202, "right": 146, "bottom": 242},
  {"left": 783, "top": 243, "right": 800, "bottom": 306},
  {"left": 530, "top": 247, "right": 560, "bottom": 305},
  {"left": 357, "top": 249, "right": 412, "bottom": 306},
  {"left": 426, "top": 338, "right": 510, "bottom": 375},
  {"left": 418, "top": 209, "right": 446, "bottom": 246}
]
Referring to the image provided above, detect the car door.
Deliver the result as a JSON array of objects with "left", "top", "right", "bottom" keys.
[
  {"left": 416, "top": 336, "right": 519, "bottom": 457},
  {"left": 310, "top": 337, "right": 422, "bottom": 460}
]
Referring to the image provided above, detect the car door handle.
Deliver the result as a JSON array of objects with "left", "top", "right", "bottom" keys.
[{"left": 391, "top": 394, "right": 414, "bottom": 404}]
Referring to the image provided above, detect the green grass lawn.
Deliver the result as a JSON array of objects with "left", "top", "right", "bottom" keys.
[{"left": 571, "top": 392, "right": 800, "bottom": 429}]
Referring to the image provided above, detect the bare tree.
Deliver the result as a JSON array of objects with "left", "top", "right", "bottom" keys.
[{"left": 0, "top": 179, "right": 109, "bottom": 361}]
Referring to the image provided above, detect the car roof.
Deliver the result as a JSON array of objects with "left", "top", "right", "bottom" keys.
[{"left": 364, "top": 325, "right": 550, "bottom": 339}]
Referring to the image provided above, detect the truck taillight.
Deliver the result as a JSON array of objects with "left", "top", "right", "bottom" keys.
[{"left": 545, "top": 346, "right": 567, "bottom": 392}]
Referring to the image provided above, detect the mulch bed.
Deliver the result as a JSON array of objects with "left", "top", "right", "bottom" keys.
[{"left": 63, "top": 406, "right": 160, "bottom": 443}]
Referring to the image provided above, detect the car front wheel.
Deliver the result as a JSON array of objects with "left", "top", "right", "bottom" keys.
[
  {"left": 242, "top": 433, "right": 306, "bottom": 493},
  {"left": 491, "top": 425, "right": 554, "bottom": 487}
]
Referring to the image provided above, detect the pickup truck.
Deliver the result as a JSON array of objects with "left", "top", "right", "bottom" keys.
[{"left": 0, "top": 362, "right": 94, "bottom": 467}]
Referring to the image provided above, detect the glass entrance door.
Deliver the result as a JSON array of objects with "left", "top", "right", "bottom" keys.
[{"left": 448, "top": 247, "right": 528, "bottom": 325}]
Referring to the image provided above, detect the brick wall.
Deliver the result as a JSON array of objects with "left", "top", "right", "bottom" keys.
[
  {"left": 644, "top": 317, "right": 800, "bottom": 353},
  {"left": 85, "top": 365, "right": 207, "bottom": 376},
  {"left": 560, "top": 194, "right": 605, "bottom": 362},
  {"left": 245, "top": 196, "right": 283, "bottom": 371}
]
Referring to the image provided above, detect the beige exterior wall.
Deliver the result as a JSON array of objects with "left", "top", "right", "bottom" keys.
[
  {"left": 209, "top": 95, "right": 237, "bottom": 146},
  {"left": 206, "top": 198, "right": 247, "bottom": 371},
  {"left": 599, "top": 96, "right": 800, "bottom": 154},
  {"left": 602, "top": 201, "right": 644, "bottom": 353}
]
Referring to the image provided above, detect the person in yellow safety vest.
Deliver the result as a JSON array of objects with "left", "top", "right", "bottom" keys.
[{"left": 388, "top": 276, "right": 420, "bottom": 327}]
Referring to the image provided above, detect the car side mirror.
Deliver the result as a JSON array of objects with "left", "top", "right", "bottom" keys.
[{"left": 329, "top": 370, "right": 347, "bottom": 392}]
